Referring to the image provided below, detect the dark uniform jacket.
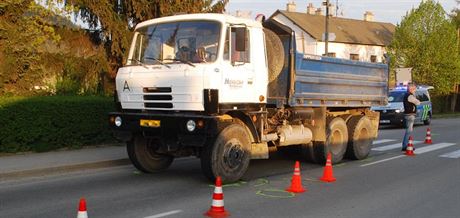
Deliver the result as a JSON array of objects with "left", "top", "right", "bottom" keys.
[{"left": 403, "top": 93, "right": 417, "bottom": 115}]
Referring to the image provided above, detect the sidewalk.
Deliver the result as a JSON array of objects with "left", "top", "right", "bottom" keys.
[{"left": 0, "top": 145, "right": 129, "bottom": 181}]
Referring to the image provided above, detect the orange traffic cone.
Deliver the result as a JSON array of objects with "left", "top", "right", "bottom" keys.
[
  {"left": 320, "top": 153, "right": 336, "bottom": 182},
  {"left": 286, "top": 161, "right": 306, "bottom": 193},
  {"left": 424, "top": 128, "right": 432, "bottom": 144},
  {"left": 77, "top": 198, "right": 88, "bottom": 218},
  {"left": 205, "top": 176, "right": 229, "bottom": 218},
  {"left": 405, "top": 136, "right": 415, "bottom": 156}
]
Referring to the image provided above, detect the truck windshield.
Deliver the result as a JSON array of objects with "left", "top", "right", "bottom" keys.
[
  {"left": 388, "top": 91, "right": 406, "bottom": 102},
  {"left": 128, "top": 21, "right": 220, "bottom": 66}
]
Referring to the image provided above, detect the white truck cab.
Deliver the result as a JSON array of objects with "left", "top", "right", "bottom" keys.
[{"left": 116, "top": 13, "right": 268, "bottom": 112}]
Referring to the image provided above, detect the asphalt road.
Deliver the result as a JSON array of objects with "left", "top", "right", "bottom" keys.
[{"left": 1, "top": 118, "right": 459, "bottom": 218}]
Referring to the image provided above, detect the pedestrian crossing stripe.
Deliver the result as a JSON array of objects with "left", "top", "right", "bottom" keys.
[
  {"left": 414, "top": 143, "right": 456, "bottom": 154},
  {"left": 362, "top": 141, "right": 459, "bottom": 166},
  {"left": 372, "top": 141, "right": 422, "bottom": 151},
  {"left": 439, "top": 149, "right": 460, "bottom": 158},
  {"left": 371, "top": 139, "right": 457, "bottom": 154},
  {"left": 372, "top": 139, "right": 396, "bottom": 145}
]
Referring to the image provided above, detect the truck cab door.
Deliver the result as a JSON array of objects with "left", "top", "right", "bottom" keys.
[{"left": 220, "top": 26, "right": 257, "bottom": 104}]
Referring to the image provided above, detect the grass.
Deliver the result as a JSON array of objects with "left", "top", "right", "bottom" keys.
[{"left": 432, "top": 112, "right": 460, "bottom": 119}]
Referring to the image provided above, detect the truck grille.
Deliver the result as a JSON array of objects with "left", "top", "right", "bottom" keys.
[{"left": 143, "top": 87, "right": 173, "bottom": 109}]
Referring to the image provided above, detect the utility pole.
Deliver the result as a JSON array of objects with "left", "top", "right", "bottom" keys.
[
  {"left": 336, "top": 0, "right": 339, "bottom": 17},
  {"left": 323, "top": 0, "right": 330, "bottom": 56}
]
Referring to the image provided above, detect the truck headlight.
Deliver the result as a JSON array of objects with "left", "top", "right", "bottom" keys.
[
  {"left": 186, "top": 120, "right": 196, "bottom": 132},
  {"left": 115, "top": 116, "right": 122, "bottom": 127},
  {"left": 395, "top": 108, "right": 404, "bottom": 113}
]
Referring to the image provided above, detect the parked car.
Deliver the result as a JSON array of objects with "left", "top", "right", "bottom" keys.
[{"left": 372, "top": 85, "right": 433, "bottom": 126}]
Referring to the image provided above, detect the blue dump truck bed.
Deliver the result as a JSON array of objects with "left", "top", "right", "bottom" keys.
[{"left": 285, "top": 53, "right": 388, "bottom": 108}]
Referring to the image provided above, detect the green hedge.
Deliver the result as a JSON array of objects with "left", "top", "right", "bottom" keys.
[{"left": 0, "top": 96, "right": 116, "bottom": 153}]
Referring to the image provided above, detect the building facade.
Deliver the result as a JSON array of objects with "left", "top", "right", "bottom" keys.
[{"left": 270, "top": 3, "right": 395, "bottom": 63}]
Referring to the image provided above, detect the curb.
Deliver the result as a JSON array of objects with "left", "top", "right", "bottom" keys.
[{"left": 0, "top": 158, "right": 130, "bottom": 181}]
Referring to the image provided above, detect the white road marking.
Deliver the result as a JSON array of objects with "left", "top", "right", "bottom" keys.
[
  {"left": 440, "top": 149, "right": 460, "bottom": 159},
  {"left": 414, "top": 143, "right": 457, "bottom": 154},
  {"left": 144, "top": 210, "right": 183, "bottom": 218},
  {"left": 372, "top": 141, "right": 422, "bottom": 151},
  {"left": 373, "top": 139, "right": 396, "bottom": 145},
  {"left": 360, "top": 155, "right": 405, "bottom": 167}
]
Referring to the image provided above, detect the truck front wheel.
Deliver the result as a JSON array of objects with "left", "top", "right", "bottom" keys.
[
  {"left": 346, "top": 116, "right": 373, "bottom": 160},
  {"left": 127, "top": 135, "right": 174, "bottom": 173},
  {"left": 200, "top": 124, "right": 251, "bottom": 183}
]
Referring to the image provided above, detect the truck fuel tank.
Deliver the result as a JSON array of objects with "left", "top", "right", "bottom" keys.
[{"left": 277, "top": 125, "right": 313, "bottom": 146}]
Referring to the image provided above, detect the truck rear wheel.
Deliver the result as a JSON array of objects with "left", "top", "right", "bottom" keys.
[
  {"left": 306, "top": 117, "right": 348, "bottom": 164},
  {"left": 200, "top": 124, "right": 251, "bottom": 183},
  {"left": 127, "top": 136, "right": 174, "bottom": 173},
  {"left": 346, "top": 116, "right": 373, "bottom": 160}
]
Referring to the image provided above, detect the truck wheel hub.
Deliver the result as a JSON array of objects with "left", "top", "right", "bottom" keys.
[{"left": 224, "top": 140, "right": 244, "bottom": 169}]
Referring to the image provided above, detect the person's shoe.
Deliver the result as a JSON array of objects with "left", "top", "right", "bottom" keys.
[{"left": 401, "top": 148, "right": 407, "bottom": 151}]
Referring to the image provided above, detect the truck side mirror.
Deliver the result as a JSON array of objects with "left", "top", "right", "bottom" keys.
[{"left": 234, "top": 27, "right": 246, "bottom": 52}]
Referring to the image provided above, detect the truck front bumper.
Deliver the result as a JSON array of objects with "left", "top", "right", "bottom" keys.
[{"left": 108, "top": 112, "right": 218, "bottom": 147}]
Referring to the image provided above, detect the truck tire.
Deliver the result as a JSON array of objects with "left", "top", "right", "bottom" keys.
[
  {"left": 346, "top": 116, "right": 374, "bottom": 160},
  {"left": 308, "top": 117, "right": 349, "bottom": 164},
  {"left": 127, "top": 135, "right": 174, "bottom": 173},
  {"left": 299, "top": 142, "right": 315, "bottom": 162},
  {"left": 200, "top": 124, "right": 251, "bottom": 183},
  {"left": 264, "top": 28, "right": 288, "bottom": 97},
  {"left": 264, "top": 29, "right": 285, "bottom": 85}
]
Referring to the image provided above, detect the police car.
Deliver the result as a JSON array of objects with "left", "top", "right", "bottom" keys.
[{"left": 372, "top": 85, "right": 434, "bottom": 126}]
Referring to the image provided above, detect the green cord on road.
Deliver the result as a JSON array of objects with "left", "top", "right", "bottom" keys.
[
  {"left": 256, "top": 188, "right": 296, "bottom": 198},
  {"left": 253, "top": 178, "right": 269, "bottom": 187}
]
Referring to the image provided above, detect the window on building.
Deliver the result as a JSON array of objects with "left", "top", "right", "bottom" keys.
[
  {"left": 350, "top": 54, "right": 359, "bottom": 61},
  {"left": 370, "top": 55, "right": 377, "bottom": 63},
  {"left": 322, "top": 52, "right": 336, "bottom": 57}
]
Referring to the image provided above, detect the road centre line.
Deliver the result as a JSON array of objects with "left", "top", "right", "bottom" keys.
[
  {"left": 440, "top": 149, "right": 460, "bottom": 158},
  {"left": 372, "top": 141, "right": 422, "bottom": 151},
  {"left": 360, "top": 155, "right": 405, "bottom": 167},
  {"left": 414, "top": 143, "right": 457, "bottom": 154},
  {"left": 144, "top": 210, "right": 183, "bottom": 218},
  {"left": 373, "top": 139, "right": 396, "bottom": 145}
]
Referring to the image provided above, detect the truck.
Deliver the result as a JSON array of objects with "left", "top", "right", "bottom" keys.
[{"left": 109, "top": 13, "right": 388, "bottom": 183}]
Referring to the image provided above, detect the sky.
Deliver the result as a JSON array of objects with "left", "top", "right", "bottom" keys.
[{"left": 226, "top": 0, "right": 459, "bottom": 24}]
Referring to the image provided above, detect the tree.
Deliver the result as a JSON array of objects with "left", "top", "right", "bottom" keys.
[
  {"left": 450, "top": 0, "right": 460, "bottom": 111},
  {"left": 389, "top": 0, "right": 460, "bottom": 99},
  {"left": 0, "top": 0, "right": 61, "bottom": 94},
  {"left": 0, "top": 0, "right": 110, "bottom": 95},
  {"left": 52, "top": 0, "right": 229, "bottom": 77}
]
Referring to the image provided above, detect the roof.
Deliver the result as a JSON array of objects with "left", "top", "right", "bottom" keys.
[
  {"left": 272, "top": 10, "right": 395, "bottom": 46},
  {"left": 136, "top": 13, "right": 262, "bottom": 30}
]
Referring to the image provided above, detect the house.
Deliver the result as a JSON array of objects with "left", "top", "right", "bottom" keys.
[{"left": 269, "top": 2, "right": 395, "bottom": 63}]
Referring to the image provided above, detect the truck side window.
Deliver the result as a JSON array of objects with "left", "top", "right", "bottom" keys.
[
  {"left": 223, "top": 27, "right": 250, "bottom": 63},
  {"left": 223, "top": 29, "right": 230, "bottom": 60}
]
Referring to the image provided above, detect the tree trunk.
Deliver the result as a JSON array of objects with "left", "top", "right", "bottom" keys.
[{"left": 452, "top": 84, "right": 459, "bottom": 112}]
